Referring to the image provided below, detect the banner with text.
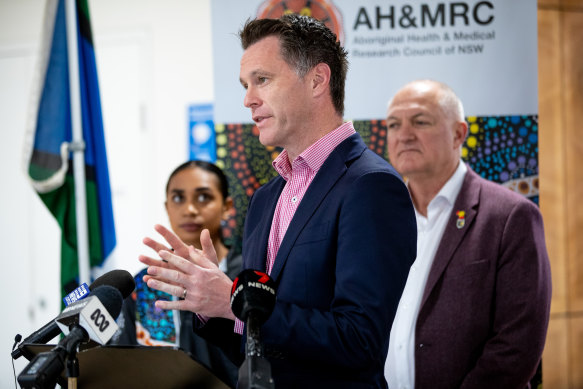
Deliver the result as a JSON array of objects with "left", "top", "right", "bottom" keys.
[{"left": 211, "top": 0, "right": 538, "bottom": 251}]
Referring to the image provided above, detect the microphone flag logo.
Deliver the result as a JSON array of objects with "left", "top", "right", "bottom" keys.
[{"left": 254, "top": 271, "right": 270, "bottom": 284}]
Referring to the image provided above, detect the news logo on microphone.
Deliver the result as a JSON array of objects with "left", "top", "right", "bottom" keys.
[
  {"left": 230, "top": 270, "right": 276, "bottom": 324},
  {"left": 63, "top": 283, "right": 90, "bottom": 306},
  {"left": 55, "top": 286, "right": 121, "bottom": 345}
]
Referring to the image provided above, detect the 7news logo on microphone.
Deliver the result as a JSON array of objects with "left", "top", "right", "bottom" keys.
[
  {"left": 55, "top": 293, "right": 119, "bottom": 345},
  {"left": 231, "top": 271, "right": 276, "bottom": 302},
  {"left": 230, "top": 270, "right": 276, "bottom": 323}
]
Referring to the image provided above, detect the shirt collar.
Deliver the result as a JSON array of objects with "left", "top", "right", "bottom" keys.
[
  {"left": 272, "top": 122, "right": 356, "bottom": 180},
  {"left": 414, "top": 160, "right": 467, "bottom": 222},
  {"left": 432, "top": 160, "right": 467, "bottom": 207}
]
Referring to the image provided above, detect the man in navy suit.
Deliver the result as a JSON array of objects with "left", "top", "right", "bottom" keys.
[
  {"left": 384, "top": 79, "right": 552, "bottom": 389},
  {"left": 139, "top": 14, "right": 416, "bottom": 388}
]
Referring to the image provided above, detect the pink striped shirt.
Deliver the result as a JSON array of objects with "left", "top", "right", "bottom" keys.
[
  {"left": 265, "top": 121, "right": 356, "bottom": 273},
  {"left": 234, "top": 121, "right": 356, "bottom": 334}
]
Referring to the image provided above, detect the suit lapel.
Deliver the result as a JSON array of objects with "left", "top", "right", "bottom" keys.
[
  {"left": 269, "top": 134, "right": 365, "bottom": 282},
  {"left": 247, "top": 178, "right": 285, "bottom": 272},
  {"left": 420, "top": 167, "right": 481, "bottom": 307}
]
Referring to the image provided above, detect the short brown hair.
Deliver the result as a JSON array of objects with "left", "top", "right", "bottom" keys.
[{"left": 239, "top": 14, "right": 348, "bottom": 116}]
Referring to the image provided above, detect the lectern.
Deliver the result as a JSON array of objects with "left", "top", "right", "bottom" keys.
[{"left": 19, "top": 344, "right": 231, "bottom": 389}]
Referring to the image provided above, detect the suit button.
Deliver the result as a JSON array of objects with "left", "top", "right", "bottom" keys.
[{"left": 418, "top": 343, "right": 424, "bottom": 348}]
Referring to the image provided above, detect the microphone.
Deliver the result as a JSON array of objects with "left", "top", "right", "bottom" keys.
[
  {"left": 11, "top": 269, "right": 135, "bottom": 360},
  {"left": 17, "top": 285, "right": 123, "bottom": 389},
  {"left": 230, "top": 269, "right": 276, "bottom": 325},
  {"left": 86, "top": 269, "right": 136, "bottom": 300},
  {"left": 230, "top": 269, "right": 276, "bottom": 389},
  {"left": 62, "top": 269, "right": 135, "bottom": 306},
  {"left": 55, "top": 284, "right": 123, "bottom": 344}
]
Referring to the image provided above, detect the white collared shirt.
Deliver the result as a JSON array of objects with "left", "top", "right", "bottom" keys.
[{"left": 385, "top": 161, "right": 467, "bottom": 389}]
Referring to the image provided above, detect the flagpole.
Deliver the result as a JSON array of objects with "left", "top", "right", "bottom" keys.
[{"left": 65, "top": 0, "right": 91, "bottom": 286}]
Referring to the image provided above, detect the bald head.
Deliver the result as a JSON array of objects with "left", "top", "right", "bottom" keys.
[
  {"left": 388, "top": 80, "right": 465, "bottom": 124},
  {"left": 386, "top": 79, "right": 468, "bottom": 193}
]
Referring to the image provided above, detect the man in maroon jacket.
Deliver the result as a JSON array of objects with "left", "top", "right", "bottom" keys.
[{"left": 384, "top": 79, "right": 552, "bottom": 389}]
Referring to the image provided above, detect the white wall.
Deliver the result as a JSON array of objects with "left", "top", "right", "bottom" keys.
[{"left": 0, "top": 0, "right": 214, "bottom": 385}]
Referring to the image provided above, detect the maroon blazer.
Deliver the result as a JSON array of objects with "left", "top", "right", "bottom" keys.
[{"left": 414, "top": 167, "right": 552, "bottom": 389}]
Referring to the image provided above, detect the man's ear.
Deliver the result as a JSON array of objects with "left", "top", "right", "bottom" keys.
[
  {"left": 453, "top": 121, "right": 468, "bottom": 148},
  {"left": 311, "top": 62, "right": 331, "bottom": 98}
]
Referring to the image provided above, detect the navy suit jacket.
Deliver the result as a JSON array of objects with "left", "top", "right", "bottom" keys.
[
  {"left": 198, "top": 133, "right": 416, "bottom": 388},
  {"left": 414, "top": 167, "right": 552, "bottom": 389}
]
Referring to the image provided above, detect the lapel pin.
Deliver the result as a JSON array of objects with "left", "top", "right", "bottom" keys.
[{"left": 456, "top": 210, "right": 465, "bottom": 229}]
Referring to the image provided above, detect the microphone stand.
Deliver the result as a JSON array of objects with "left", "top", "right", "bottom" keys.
[
  {"left": 61, "top": 326, "right": 87, "bottom": 389},
  {"left": 238, "top": 315, "right": 274, "bottom": 389},
  {"left": 66, "top": 348, "right": 79, "bottom": 389},
  {"left": 17, "top": 326, "right": 88, "bottom": 389}
]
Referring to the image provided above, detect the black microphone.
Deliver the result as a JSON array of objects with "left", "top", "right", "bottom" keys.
[
  {"left": 88, "top": 269, "right": 136, "bottom": 300},
  {"left": 54, "top": 284, "right": 123, "bottom": 344},
  {"left": 12, "top": 269, "right": 135, "bottom": 360},
  {"left": 230, "top": 269, "right": 276, "bottom": 389},
  {"left": 17, "top": 285, "right": 123, "bottom": 389}
]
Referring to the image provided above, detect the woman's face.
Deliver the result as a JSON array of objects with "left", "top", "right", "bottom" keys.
[{"left": 165, "top": 167, "right": 230, "bottom": 248}]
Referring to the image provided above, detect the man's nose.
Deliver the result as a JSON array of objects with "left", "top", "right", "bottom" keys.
[
  {"left": 244, "top": 86, "right": 260, "bottom": 108},
  {"left": 398, "top": 123, "right": 416, "bottom": 141}
]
